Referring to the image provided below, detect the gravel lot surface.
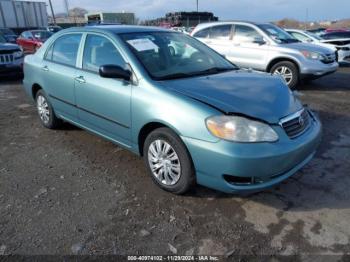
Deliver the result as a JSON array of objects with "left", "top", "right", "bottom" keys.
[{"left": 0, "top": 68, "right": 350, "bottom": 259}]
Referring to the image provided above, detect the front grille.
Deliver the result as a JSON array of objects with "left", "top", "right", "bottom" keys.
[
  {"left": 280, "top": 109, "right": 310, "bottom": 138},
  {"left": 0, "top": 54, "right": 14, "bottom": 64},
  {"left": 0, "top": 49, "right": 19, "bottom": 55},
  {"left": 321, "top": 53, "right": 336, "bottom": 64}
]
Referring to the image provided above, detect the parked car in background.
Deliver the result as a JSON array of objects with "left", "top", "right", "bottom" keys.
[
  {"left": 22, "top": 26, "right": 321, "bottom": 194},
  {"left": 286, "top": 29, "right": 336, "bottom": 50},
  {"left": 39, "top": 26, "right": 63, "bottom": 34},
  {"left": 191, "top": 21, "right": 338, "bottom": 89},
  {"left": 325, "top": 28, "right": 349, "bottom": 33},
  {"left": 286, "top": 29, "right": 350, "bottom": 65},
  {"left": 321, "top": 31, "right": 350, "bottom": 40},
  {"left": 307, "top": 28, "right": 326, "bottom": 36},
  {"left": 0, "top": 27, "right": 18, "bottom": 43},
  {"left": 0, "top": 33, "right": 23, "bottom": 76},
  {"left": 16, "top": 30, "right": 53, "bottom": 53}
]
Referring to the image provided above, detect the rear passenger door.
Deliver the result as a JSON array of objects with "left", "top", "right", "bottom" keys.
[
  {"left": 231, "top": 24, "right": 269, "bottom": 70},
  {"left": 74, "top": 33, "right": 132, "bottom": 146},
  {"left": 42, "top": 33, "right": 82, "bottom": 121}
]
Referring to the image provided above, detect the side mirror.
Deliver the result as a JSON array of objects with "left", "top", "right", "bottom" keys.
[
  {"left": 306, "top": 38, "right": 313, "bottom": 43},
  {"left": 99, "top": 65, "right": 132, "bottom": 81},
  {"left": 253, "top": 37, "right": 266, "bottom": 45}
]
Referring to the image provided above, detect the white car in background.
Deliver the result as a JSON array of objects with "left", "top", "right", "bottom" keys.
[
  {"left": 286, "top": 29, "right": 350, "bottom": 65},
  {"left": 191, "top": 22, "right": 338, "bottom": 89}
]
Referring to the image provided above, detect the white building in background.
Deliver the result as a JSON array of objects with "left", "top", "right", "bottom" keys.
[{"left": 0, "top": 0, "right": 48, "bottom": 28}]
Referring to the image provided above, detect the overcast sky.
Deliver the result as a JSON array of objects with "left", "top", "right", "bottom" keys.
[{"left": 46, "top": 0, "right": 349, "bottom": 22}]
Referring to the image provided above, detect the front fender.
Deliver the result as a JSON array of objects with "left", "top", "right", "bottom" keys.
[{"left": 130, "top": 79, "right": 220, "bottom": 152}]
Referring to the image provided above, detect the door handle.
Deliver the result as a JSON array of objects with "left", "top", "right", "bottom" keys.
[
  {"left": 205, "top": 41, "right": 212, "bottom": 44},
  {"left": 41, "top": 65, "right": 49, "bottom": 72},
  {"left": 233, "top": 43, "right": 241, "bottom": 47},
  {"left": 75, "top": 76, "right": 86, "bottom": 84}
]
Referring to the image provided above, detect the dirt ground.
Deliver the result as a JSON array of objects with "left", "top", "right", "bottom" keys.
[{"left": 0, "top": 68, "right": 350, "bottom": 259}]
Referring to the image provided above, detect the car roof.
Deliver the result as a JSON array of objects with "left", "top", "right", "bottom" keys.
[
  {"left": 285, "top": 29, "right": 302, "bottom": 31},
  {"left": 192, "top": 21, "right": 270, "bottom": 32},
  {"left": 65, "top": 25, "right": 172, "bottom": 34}
]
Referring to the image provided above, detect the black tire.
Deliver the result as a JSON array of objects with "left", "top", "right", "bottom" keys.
[
  {"left": 270, "top": 61, "right": 299, "bottom": 89},
  {"left": 35, "top": 89, "right": 62, "bottom": 129},
  {"left": 143, "top": 127, "right": 195, "bottom": 194}
]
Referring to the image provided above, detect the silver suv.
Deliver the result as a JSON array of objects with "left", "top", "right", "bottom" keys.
[{"left": 191, "top": 21, "right": 339, "bottom": 89}]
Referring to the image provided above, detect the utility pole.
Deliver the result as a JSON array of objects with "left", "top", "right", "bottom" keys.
[
  {"left": 196, "top": 0, "right": 199, "bottom": 12},
  {"left": 64, "top": 0, "right": 69, "bottom": 17},
  {"left": 48, "top": 0, "right": 56, "bottom": 25},
  {"left": 305, "top": 8, "right": 309, "bottom": 30}
]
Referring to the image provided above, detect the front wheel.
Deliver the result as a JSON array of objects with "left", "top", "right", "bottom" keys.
[
  {"left": 143, "top": 127, "right": 195, "bottom": 194},
  {"left": 270, "top": 61, "right": 299, "bottom": 89}
]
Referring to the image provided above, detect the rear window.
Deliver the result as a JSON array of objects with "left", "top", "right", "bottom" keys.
[{"left": 193, "top": 27, "right": 210, "bottom": 38}]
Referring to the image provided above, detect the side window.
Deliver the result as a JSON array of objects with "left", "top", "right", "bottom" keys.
[
  {"left": 290, "top": 32, "right": 311, "bottom": 42},
  {"left": 193, "top": 28, "right": 210, "bottom": 38},
  {"left": 21, "top": 32, "right": 30, "bottom": 39},
  {"left": 51, "top": 34, "right": 82, "bottom": 67},
  {"left": 209, "top": 25, "right": 232, "bottom": 40},
  {"left": 45, "top": 43, "right": 54, "bottom": 60},
  {"left": 234, "top": 25, "right": 261, "bottom": 43},
  {"left": 83, "top": 34, "right": 126, "bottom": 73}
]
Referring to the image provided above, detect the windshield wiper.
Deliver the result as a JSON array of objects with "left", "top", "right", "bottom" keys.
[
  {"left": 191, "top": 67, "right": 237, "bottom": 77},
  {"left": 277, "top": 38, "right": 300, "bottom": 44},
  {"left": 157, "top": 67, "right": 236, "bottom": 80},
  {"left": 156, "top": 73, "right": 193, "bottom": 80}
]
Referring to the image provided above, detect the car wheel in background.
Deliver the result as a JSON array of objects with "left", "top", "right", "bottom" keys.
[
  {"left": 271, "top": 61, "right": 299, "bottom": 89},
  {"left": 143, "top": 127, "right": 195, "bottom": 194},
  {"left": 35, "top": 90, "right": 61, "bottom": 129}
]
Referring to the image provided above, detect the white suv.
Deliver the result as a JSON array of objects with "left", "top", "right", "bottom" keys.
[{"left": 191, "top": 21, "right": 339, "bottom": 89}]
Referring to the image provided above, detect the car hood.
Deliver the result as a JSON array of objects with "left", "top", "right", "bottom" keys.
[
  {"left": 321, "top": 38, "right": 350, "bottom": 46},
  {"left": 315, "top": 42, "right": 337, "bottom": 51},
  {"left": 0, "top": 42, "right": 20, "bottom": 51},
  {"left": 283, "top": 42, "right": 335, "bottom": 54},
  {"left": 160, "top": 70, "right": 302, "bottom": 124},
  {"left": 4, "top": 34, "right": 17, "bottom": 43}
]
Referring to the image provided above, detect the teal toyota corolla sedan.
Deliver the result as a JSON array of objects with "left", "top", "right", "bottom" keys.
[{"left": 22, "top": 26, "right": 322, "bottom": 194}]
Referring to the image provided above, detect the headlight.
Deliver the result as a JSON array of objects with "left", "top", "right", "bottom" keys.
[
  {"left": 301, "top": 50, "right": 324, "bottom": 60},
  {"left": 206, "top": 115, "right": 278, "bottom": 142},
  {"left": 13, "top": 50, "right": 23, "bottom": 58}
]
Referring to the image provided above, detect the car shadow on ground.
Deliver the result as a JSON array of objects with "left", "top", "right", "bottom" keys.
[
  {"left": 298, "top": 67, "right": 350, "bottom": 92},
  {"left": 0, "top": 75, "right": 23, "bottom": 84}
]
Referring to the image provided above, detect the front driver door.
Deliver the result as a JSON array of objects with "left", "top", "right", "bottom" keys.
[{"left": 75, "top": 33, "right": 132, "bottom": 147}]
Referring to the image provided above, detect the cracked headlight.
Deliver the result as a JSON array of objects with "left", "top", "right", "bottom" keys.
[{"left": 206, "top": 115, "right": 278, "bottom": 142}]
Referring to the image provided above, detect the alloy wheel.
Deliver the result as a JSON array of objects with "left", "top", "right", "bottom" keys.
[{"left": 273, "top": 66, "right": 293, "bottom": 85}]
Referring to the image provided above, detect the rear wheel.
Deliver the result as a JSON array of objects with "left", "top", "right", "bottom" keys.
[
  {"left": 143, "top": 127, "right": 195, "bottom": 194},
  {"left": 270, "top": 61, "right": 299, "bottom": 89},
  {"left": 35, "top": 90, "right": 61, "bottom": 129}
]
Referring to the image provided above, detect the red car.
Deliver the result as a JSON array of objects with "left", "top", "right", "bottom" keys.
[{"left": 16, "top": 30, "right": 52, "bottom": 53}]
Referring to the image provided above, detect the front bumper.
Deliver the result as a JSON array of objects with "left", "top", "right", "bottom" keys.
[
  {"left": 300, "top": 60, "right": 338, "bottom": 80},
  {"left": 182, "top": 112, "right": 322, "bottom": 194}
]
